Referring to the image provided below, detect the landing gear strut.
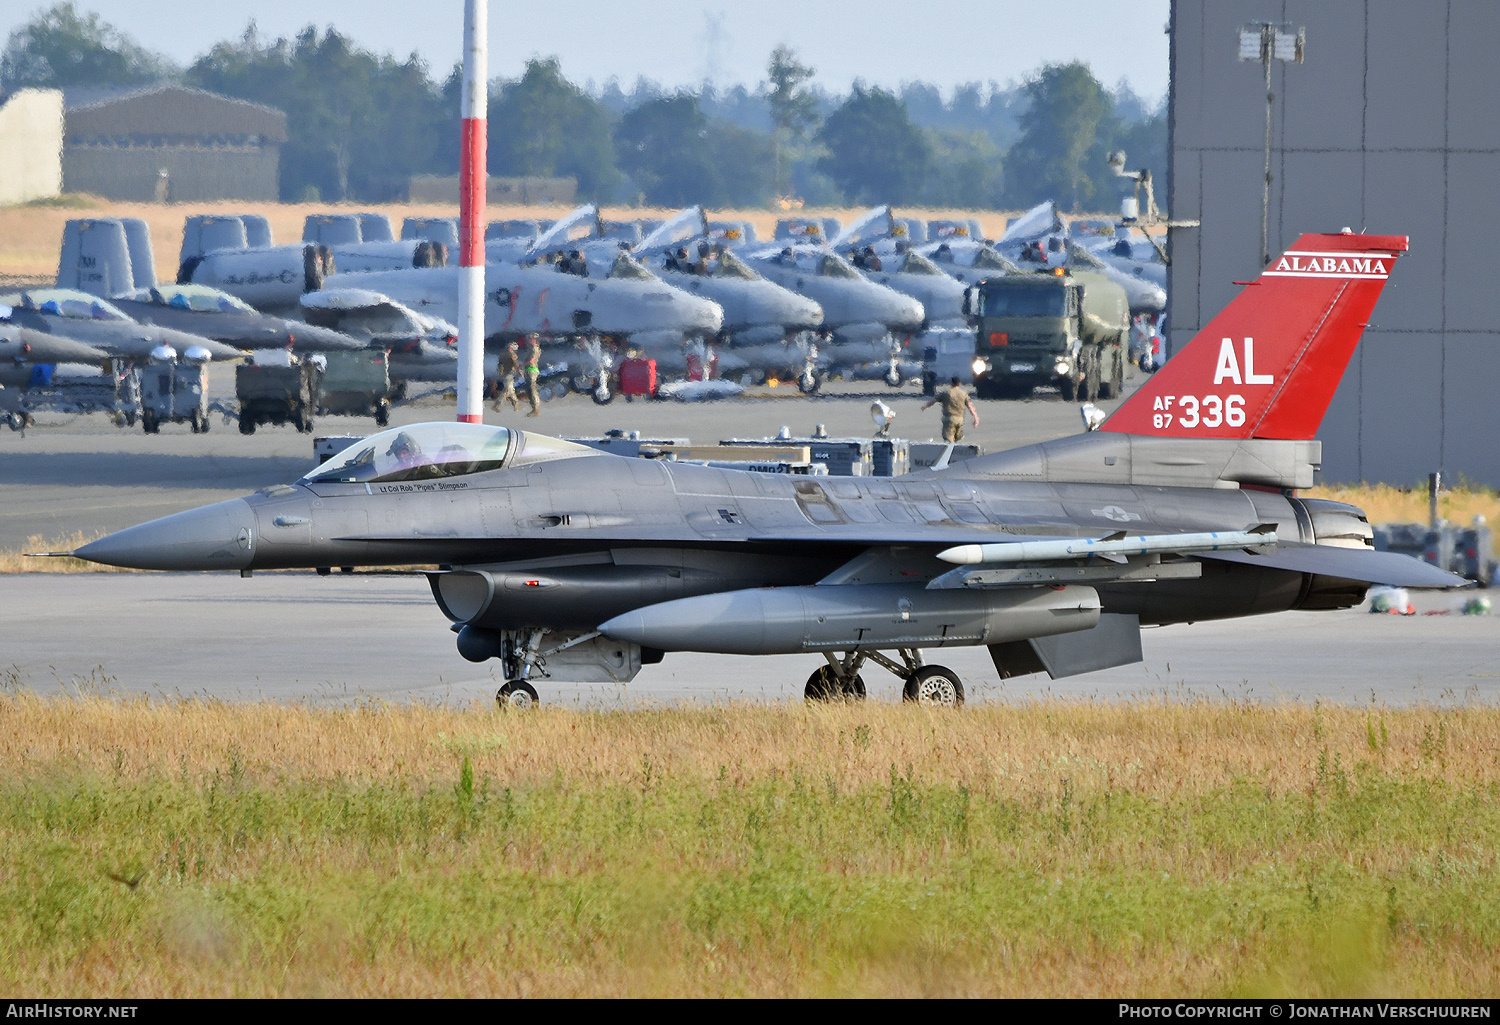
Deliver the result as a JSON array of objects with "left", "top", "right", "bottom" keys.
[
  {"left": 802, "top": 649, "right": 964, "bottom": 707},
  {"left": 496, "top": 628, "right": 547, "bottom": 709}
]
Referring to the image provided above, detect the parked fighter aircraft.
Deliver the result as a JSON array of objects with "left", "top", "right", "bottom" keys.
[
  {"left": 920, "top": 237, "right": 1021, "bottom": 285},
  {"left": 109, "top": 283, "right": 367, "bottom": 353},
  {"left": 0, "top": 318, "right": 111, "bottom": 427},
  {"left": 64, "top": 232, "right": 1450, "bottom": 707},
  {"left": 741, "top": 244, "right": 923, "bottom": 346},
  {"left": 827, "top": 208, "right": 968, "bottom": 330},
  {"left": 0, "top": 289, "right": 244, "bottom": 362},
  {"left": 635, "top": 206, "right": 823, "bottom": 351},
  {"left": 298, "top": 288, "right": 458, "bottom": 387},
  {"left": 1065, "top": 239, "right": 1166, "bottom": 316}
]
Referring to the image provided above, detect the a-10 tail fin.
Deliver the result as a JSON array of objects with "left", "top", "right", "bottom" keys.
[{"left": 1102, "top": 232, "right": 1408, "bottom": 441}]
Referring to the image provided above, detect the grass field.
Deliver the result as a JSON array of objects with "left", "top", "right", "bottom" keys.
[{"left": 1, "top": 694, "right": 1496, "bottom": 997}]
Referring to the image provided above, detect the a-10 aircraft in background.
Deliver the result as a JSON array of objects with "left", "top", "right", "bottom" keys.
[{"left": 64, "top": 231, "right": 1461, "bottom": 708}]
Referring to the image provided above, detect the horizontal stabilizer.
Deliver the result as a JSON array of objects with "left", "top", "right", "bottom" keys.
[{"left": 1202, "top": 543, "right": 1467, "bottom": 589}]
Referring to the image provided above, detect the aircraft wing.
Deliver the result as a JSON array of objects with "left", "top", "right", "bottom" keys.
[
  {"left": 301, "top": 288, "right": 409, "bottom": 319},
  {"left": 1200, "top": 543, "right": 1467, "bottom": 588}
]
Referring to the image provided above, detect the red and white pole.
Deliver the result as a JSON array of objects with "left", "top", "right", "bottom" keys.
[{"left": 456, "top": 0, "right": 487, "bottom": 423}]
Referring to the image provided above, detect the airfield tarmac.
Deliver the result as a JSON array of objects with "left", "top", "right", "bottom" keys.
[
  {"left": 4, "top": 365, "right": 1494, "bottom": 708},
  {"left": 2, "top": 571, "right": 1496, "bottom": 707}
]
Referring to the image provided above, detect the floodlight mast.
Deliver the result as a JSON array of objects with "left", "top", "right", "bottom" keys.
[
  {"left": 1239, "top": 22, "right": 1305, "bottom": 268},
  {"left": 456, "top": 0, "right": 488, "bottom": 424}
]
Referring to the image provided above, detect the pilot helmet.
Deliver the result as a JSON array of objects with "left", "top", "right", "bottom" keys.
[{"left": 386, "top": 432, "right": 419, "bottom": 458}]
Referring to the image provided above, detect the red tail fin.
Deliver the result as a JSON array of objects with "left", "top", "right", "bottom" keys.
[{"left": 1103, "top": 232, "right": 1408, "bottom": 440}]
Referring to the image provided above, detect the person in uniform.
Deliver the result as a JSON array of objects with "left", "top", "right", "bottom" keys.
[
  {"left": 524, "top": 334, "right": 543, "bottom": 416},
  {"left": 493, "top": 340, "right": 521, "bottom": 412},
  {"left": 922, "top": 376, "right": 980, "bottom": 442}
]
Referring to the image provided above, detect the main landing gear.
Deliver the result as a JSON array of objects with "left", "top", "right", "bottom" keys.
[
  {"left": 496, "top": 628, "right": 546, "bottom": 710},
  {"left": 803, "top": 649, "right": 965, "bottom": 707}
]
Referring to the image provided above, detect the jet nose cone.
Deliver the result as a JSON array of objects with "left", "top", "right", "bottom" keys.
[
  {"left": 160, "top": 327, "right": 242, "bottom": 361},
  {"left": 890, "top": 294, "right": 925, "bottom": 330},
  {"left": 75, "top": 498, "right": 257, "bottom": 571},
  {"left": 295, "top": 323, "right": 365, "bottom": 351}
]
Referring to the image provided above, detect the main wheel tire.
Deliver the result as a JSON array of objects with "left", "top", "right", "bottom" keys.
[
  {"left": 797, "top": 370, "right": 821, "bottom": 394},
  {"left": 921, "top": 371, "right": 936, "bottom": 397},
  {"left": 903, "top": 666, "right": 965, "bottom": 707},
  {"left": 496, "top": 680, "right": 539, "bottom": 709},
  {"left": 1101, "top": 350, "right": 1124, "bottom": 399},
  {"left": 592, "top": 386, "right": 613, "bottom": 405},
  {"left": 804, "top": 666, "right": 866, "bottom": 702},
  {"left": 239, "top": 417, "right": 255, "bottom": 435},
  {"left": 374, "top": 400, "right": 390, "bottom": 427}
]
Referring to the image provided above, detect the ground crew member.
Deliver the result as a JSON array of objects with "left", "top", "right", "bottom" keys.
[
  {"left": 492, "top": 340, "right": 521, "bottom": 412},
  {"left": 923, "top": 376, "right": 979, "bottom": 442},
  {"left": 525, "top": 334, "right": 542, "bottom": 416}
]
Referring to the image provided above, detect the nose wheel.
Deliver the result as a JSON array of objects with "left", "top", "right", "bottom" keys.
[{"left": 496, "top": 680, "right": 540, "bottom": 709}]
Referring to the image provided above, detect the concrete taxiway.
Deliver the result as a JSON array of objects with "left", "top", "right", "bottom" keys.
[{"left": 3, "top": 573, "right": 1494, "bottom": 708}]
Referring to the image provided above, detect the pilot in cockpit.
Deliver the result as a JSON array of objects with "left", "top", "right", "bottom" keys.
[{"left": 387, "top": 432, "right": 432, "bottom": 477}]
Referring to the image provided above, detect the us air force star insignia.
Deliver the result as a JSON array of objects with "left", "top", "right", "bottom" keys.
[{"left": 1092, "top": 506, "right": 1141, "bottom": 523}]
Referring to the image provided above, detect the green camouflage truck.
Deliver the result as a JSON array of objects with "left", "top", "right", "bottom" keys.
[{"left": 964, "top": 268, "right": 1129, "bottom": 401}]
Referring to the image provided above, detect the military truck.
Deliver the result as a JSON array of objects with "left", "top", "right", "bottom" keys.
[
  {"left": 317, "top": 350, "right": 391, "bottom": 426},
  {"left": 236, "top": 356, "right": 321, "bottom": 435},
  {"left": 963, "top": 268, "right": 1129, "bottom": 401}
]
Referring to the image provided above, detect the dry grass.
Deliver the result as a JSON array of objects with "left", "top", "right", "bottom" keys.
[
  {"left": 0, "top": 533, "right": 141, "bottom": 573},
  {"left": 1307, "top": 483, "right": 1500, "bottom": 530},
  {"left": 1, "top": 694, "right": 1497, "bottom": 997},
  {"left": 0, "top": 200, "right": 1151, "bottom": 286}
]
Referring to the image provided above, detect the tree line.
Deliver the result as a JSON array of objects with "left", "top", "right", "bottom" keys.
[{"left": 1, "top": 2, "right": 1166, "bottom": 212}]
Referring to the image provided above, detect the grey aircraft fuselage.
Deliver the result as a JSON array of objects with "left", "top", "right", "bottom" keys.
[
  {"left": 639, "top": 254, "right": 824, "bottom": 346},
  {"left": 327, "top": 263, "right": 724, "bottom": 349},
  {"left": 75, "top": 424, "right": 1418, "bottom": 650},
  {"left": 1, "top": 295, "right": 245, "bottom": 363},
  {"left": 742, "top": 246, "right": 924, "bottom": 346},
  {"left": 108, "top": 289, "right": 368, "bottom": 353},
  {"left": 0, "top": 325, "right": 110, "bottom": 394},
  {"left": 855, "top": 251, "right": 969, "bottom": 329},
  {"left": 918, "top": 240, "right": 1024, "bottom": 286}
]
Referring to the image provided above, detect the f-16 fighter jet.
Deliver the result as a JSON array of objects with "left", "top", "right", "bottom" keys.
[
  {"left": 69, "top": 233, "right": 1460, "bottom": 708},
  {"left": 0, "top": 316, "right": 111, "bottom": 426},
  {"left": 109, "top": 283, "right": 368, "bottom": 354},
  {"left": 1, "top": 289, "right": 244, "bottom": 362}
]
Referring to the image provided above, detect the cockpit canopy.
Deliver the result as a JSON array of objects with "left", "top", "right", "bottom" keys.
[
  {"left": 3, "top": 289, "right": 130, "bottom": 321},
  {"left": 300, "top": 423, "right": 594, "bottom": 485},
  {"left": 124, "top": 284, "right": 257, "bottom": 314}
]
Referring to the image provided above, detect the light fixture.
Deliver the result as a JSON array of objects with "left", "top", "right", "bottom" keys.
[{"left": 1238, "top": 21, "right": 1306, "bottom": 267}]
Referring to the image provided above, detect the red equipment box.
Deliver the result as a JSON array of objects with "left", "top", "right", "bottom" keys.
[{"left": 619, "top": 357, "right": 657, "bottom": 396}]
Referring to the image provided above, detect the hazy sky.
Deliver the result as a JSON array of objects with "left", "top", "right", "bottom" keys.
[{"left": 0, "top": 0, "right": 1172, "bottom": 100}]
